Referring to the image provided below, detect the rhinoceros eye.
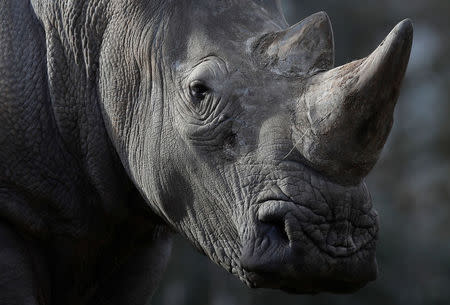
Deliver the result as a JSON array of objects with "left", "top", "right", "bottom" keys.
[{"left": 189, "top": 80, "right": 210, "bottom": 101}]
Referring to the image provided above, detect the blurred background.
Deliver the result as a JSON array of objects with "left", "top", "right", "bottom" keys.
[{"left": 152, "top": 1, "right": 450, "bottom": 304}]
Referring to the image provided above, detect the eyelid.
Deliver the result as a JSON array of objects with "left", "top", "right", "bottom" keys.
[
  {"left": 190, "top": 79, "right": 211, "bottom": 89},
  {"left": 185, "top": 57, "right": 229, "bottom": 83}
]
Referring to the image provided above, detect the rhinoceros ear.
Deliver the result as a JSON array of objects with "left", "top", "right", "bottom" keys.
[{"left": 255, "top": 12, "right": 335, "bottom": 75}]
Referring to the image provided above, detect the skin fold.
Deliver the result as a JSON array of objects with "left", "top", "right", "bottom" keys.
[{"left": 0, "top": 0, "right": 412, "bottom": 304}]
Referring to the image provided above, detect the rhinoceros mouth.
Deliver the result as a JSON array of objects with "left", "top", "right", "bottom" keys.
[
  {"left": 244, "top": 266, "right": 374, "bottom": 294},
  {"left": 240, "top": 236, "right": 378, "bottom": 294}
]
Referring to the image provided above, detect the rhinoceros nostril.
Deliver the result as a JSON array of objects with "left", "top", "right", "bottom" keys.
[
  {"left": 258, "top": 205, "right": 292, "bottom": 244},
  {"left": 262, "top": 218, "right": 289, "bottom": 244}
]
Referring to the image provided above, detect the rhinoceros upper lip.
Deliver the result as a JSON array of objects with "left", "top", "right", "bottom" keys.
[{"left": 256, "top": 197, "right": 378, "bottom": 258}]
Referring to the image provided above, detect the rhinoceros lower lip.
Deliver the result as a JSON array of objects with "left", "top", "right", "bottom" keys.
[
  {"left": 240, "top": 236, "right": 378, "bottom": 293},
  {"left": 242, "top": 244, "right": 377, "bottom": 294}
]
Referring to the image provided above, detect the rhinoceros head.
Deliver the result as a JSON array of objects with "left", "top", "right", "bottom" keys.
[{"left": 99, "top": 0, "right": 413, "bottom": 294}]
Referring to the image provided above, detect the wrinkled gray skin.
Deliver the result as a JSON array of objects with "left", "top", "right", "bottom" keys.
[{"left": 0, "top": 0, "right": 413, "bottom": 304}]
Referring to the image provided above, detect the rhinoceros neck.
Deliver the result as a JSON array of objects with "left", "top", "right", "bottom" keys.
[
  {"left": 34, "top": 0, "right": 112, "bottom": 161},
  {"left": 0, "top": 0, "right": 166, "bottom": 238},
  {"left": 35, "top": 1, "right": 130, "bottom": 218}
]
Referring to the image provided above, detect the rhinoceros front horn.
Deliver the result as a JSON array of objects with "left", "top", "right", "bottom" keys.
[{"left": 294, "top": 19, "right": 414, "bottom": 185}]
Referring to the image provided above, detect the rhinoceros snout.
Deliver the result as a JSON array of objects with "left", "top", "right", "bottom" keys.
[{"left": 239, "top": 189, "right": 378, "bottom": 293}]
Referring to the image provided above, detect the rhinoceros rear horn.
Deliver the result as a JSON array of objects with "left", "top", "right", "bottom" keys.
[
  {"left": 255, "top": 12, "right": 335, "bottom": 74},
  {"left": 298, "top": 19, "right": 414, "bottom": 185}
]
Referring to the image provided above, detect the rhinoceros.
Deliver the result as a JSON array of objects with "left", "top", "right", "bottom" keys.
[{"left": 0, "top": 0, "right": 412, "bottom": 304}]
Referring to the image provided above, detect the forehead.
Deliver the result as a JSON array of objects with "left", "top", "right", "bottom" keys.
[
  {"left": 190, "top": 0, "right": 286, "bottom": 38},
  {"left": 166, "top": 0, "right": 287, "bottom": 68},
  {"left": 201, "top": 0, "right": 285, "bottom": 21}
]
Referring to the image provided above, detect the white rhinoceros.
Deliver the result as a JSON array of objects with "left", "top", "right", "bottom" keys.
[{"left": 0, "top": 0, "right": 412, "bottom": 304}]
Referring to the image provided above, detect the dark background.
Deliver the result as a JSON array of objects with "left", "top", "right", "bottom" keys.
[{"left": 152, "top": 1, "right": 450, "bottom": 304}]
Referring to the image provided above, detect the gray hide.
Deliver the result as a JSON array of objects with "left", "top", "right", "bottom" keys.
[{"left": 0, "top": 0, "right": 412, "bottom": 304}]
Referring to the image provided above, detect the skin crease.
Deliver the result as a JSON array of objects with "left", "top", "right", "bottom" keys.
[{"left": 0, "top": 0, "right": 412, "bottom": 304}]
